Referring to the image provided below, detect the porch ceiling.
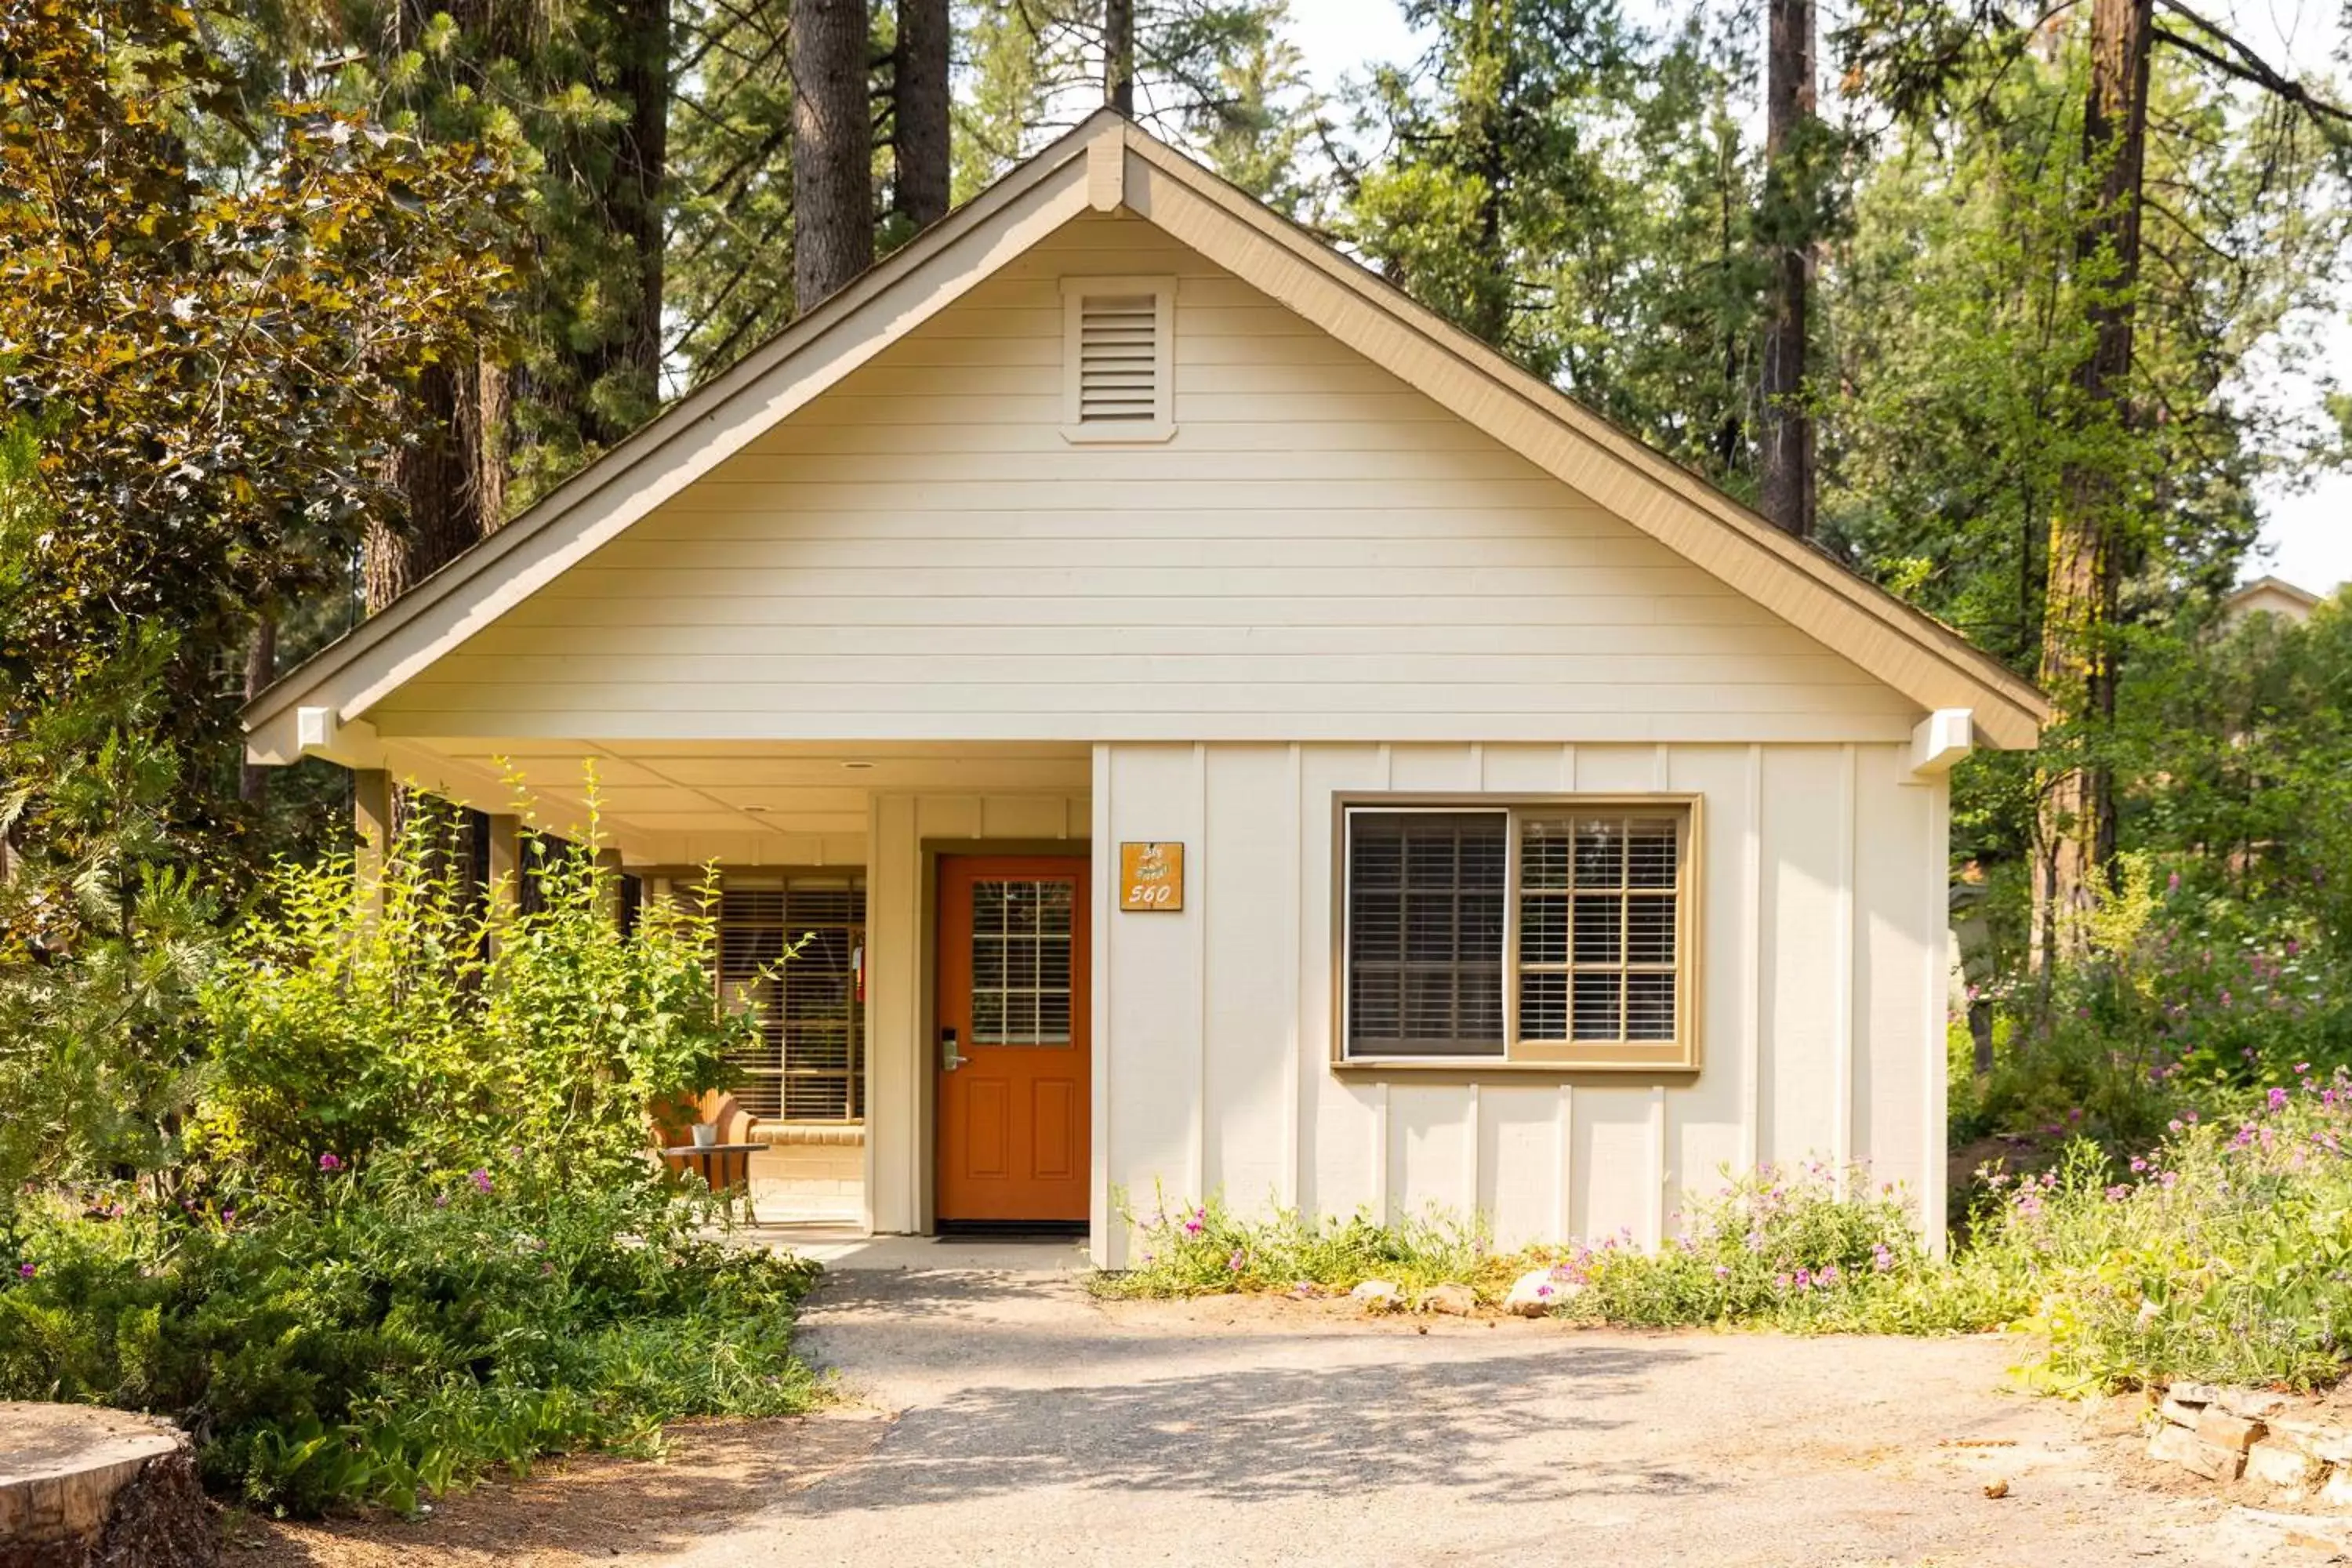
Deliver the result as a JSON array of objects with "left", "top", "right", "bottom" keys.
[{"left": 372, "top": 738, "right": 1091, "bottom": 869}]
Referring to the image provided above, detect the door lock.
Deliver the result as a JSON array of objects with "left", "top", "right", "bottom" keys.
[{"left": 940, "top": 1025, "right": 965, "bottom": 1073}]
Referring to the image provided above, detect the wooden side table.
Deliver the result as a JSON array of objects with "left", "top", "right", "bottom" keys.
[{"left": 659, "top": 1143, "right": 762, "bottom": 1221}]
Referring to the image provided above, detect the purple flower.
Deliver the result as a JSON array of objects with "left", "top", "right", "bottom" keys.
[
  {"left": 220, "top": 1208, "right": 235, "bottom": 1224},
  {"left": 2129, "top": 1158, "right": 2147, "bottom": 1173},
  {"left": 1818, "top": 1264, "right": 1840, "bottom": 1287},
  {"left": 1793, "top": 1268, "right": 1812, "bottom": 1290},
  {"left": 1871, "top": 1243, "right": 1894, "bottom": 1272},
  {"left": 1226, "top": 1250, "right": 1245, "bottom": 1272},
  {"left": 1714, "top": 1265, "right": 1731, "bottom": 1280},
  {"left": 434, "top": 1192, "right": 449, "bottom": 1209},
  {"left": 469, "top": 1167, "right": 493, "bottom": 1195},
  {"left": 2270, "top": 1088, "right": 2291, "bottom": 1112},
  {"left": 15, "top": 1262, "right": 33, "bottom": 1279},
  {"left": 318, "top": 1152, "right": 343, "bottom": 1172}
]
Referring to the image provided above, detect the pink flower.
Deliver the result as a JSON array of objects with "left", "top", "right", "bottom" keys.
[
  {"left": 15, "top": 1262, "right": 32, "bottom": 1279},
  {"left": 2270, "top": 1087, "right": 2291, "bottom": 1112},
  {"left": 1872, "top": 1243, "right": 1894, "bottom": 1272},
  {"left": 469, "top": 1168, "right": 493, "bottom": 1195},
  {"left": 1226, "top": 1250, "right": 1245, "bottom": 1272},
  {"left": 1714, "top": 1265, "right": 1731, "bottom": 1280},
  {"left": 318, "top": 1152, "right": 343, "bottom": 1172}
]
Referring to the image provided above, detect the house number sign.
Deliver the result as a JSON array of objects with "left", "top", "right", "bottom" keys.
[{"left": 1119, "top": 841, "right": 1184, "bottom": 912}]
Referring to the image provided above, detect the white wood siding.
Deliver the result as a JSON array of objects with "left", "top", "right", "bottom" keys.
[
  {"left": 1094, "top": 740, "right": 1947, "bottom": 1265},
  {"left": 369, "top": 215, "right": 1920, "bottom": 746}
]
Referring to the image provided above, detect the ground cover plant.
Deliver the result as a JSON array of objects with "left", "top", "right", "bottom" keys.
[
  {"left": 1091, "top": 1190, "right": 1521, "bottom": 1303},
  {"left": 0, "top": 801, "right": 822, "bottom": 1516},
  {"left": 0, "top": 1170, "right": 818, "bottom": 1515},
  {"left": 1106, "top": 1075, "right": 2352, "bottom": 1396}
]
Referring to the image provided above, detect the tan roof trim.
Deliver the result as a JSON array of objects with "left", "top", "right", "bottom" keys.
[
  {"left": 252, "top": 107, "right": 2045, "bottom": 757},
  {"left": 1114, "top": 125, "right": 2045, "bottom": 747},
  {"left": 2225, "top": 574, "right": 2324, "bottom": 611}
]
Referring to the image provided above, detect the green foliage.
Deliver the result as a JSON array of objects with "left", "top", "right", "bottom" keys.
[
  {"left": 1557, "top": 1164, "right": 1942, "bottom": 1329},
  {"left": 1098, "top": 1074, "right": 2352, "bottom": 1395},
  {"left": 191, "top": 794, "right": 755, "bottom": 1196},
  {"left": 1096, "top": 1188, "right": 1513, "bottom": 1301},
  {"left": 0, "top": 1169, "right": 819, "bottom": 1515},
  {"left": 949, "top": 0, "right": 1318, "bottom": 199},
  {"left": 0, "top": 0, "right": 520, "bottom": 710}
]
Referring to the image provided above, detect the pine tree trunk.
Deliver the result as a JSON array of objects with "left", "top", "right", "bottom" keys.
[
  {"left": 1104, "top": 0, "right": 1135, "bottom": 114},
  {"left": 608, "top": 0, "right": 670, "bottom": 441},
  {"left": 1759, "top": 0, "right": 1815, "bottom": 539},
  {"left": 2033, "top": 0, "right": 2151, "bottom": 969},
  {"left": 239, "top": 612, "right": 276, "bottom": 808},
  {"left": 895, "top": 0, "right": 950, "bottom": 228},
  {"left": 365, "top": 357, "right": 509, "bottom": 612},
  {"left": 793, "top": 0, "right": 875, "bottom": 311}
]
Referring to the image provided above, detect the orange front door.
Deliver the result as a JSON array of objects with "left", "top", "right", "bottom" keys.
[{"left": 935, "top": 855, "right": 1091, "bottom": 1224}]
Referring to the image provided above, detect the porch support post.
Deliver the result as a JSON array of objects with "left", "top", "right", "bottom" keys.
[
  {"left": 595, "top": 845, "right": 625, "bottom": 926},
  {"left": 484, "top": 813, "right": 522, "bottom": 947},
  {"left": 352, "top": 768, "right": 393, "bottom": 920}
]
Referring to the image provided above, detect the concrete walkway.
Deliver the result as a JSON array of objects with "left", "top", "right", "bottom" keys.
[{"left": 668, "top": 1260, "right": 2340, "bottom": 1568}]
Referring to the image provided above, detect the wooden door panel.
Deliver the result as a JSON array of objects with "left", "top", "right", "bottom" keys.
[
  {"left": 1033, "top": 1080, "right": 1078, "bottom": 1181},
  {"left": 962, "top": 1080, "right": 1011, "bottom": 1179},
  {"left": 935, "top": 855, "right": 1091, "bottom": 1223}
]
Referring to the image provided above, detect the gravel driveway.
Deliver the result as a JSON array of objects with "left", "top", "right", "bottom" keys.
[{"left": 660, "top": 1252, "right": 2346, "bottom": 1568}]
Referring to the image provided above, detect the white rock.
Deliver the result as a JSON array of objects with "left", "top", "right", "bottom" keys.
[
  {"left": 1350, "top": 1279, "right": 1401, "bottom": 1311},
  {"left": 2247, "top": 1439, "right": 2322, "bottom": 1494},
  {"left": 1504, "top": 1268, "right": 1578, "bottom": 1318}
]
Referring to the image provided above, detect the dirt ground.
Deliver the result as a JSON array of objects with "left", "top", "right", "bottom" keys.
[
  {"left": 234, "top": 1272, "right": 2352, "bottom": 1568},
  {"left": 230, "top": 1416, "right": 890, "bottom": 1567}
]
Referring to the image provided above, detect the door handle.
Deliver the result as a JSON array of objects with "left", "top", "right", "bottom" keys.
[{"left": 940, "top": 1026, "right": 964, "bottom": 1073}]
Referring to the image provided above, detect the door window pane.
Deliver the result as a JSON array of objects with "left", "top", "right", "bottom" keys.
[{"left": 971, "top": 878, "right": 1076, "bottom": 1046}]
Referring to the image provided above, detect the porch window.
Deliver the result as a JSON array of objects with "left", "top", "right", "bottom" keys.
[
  {"left": 716, "top": 878, "right": 867, "bottom": 1122},
  {"left": 1340, "top": 800, "right": 1698, "bottom": 1072}
]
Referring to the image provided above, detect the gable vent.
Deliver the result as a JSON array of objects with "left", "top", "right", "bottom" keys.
[
  {"left": 1077, "top": 296, "right": 1158, "bottom": 423},
  {"left": 1062, "top": 277, "right": 1175, "bottom": 442}
]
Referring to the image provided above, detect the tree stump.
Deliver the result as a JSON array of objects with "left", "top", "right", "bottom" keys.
[{"left": 0, "top": 1403, "right": 213, "bottom": 1567}]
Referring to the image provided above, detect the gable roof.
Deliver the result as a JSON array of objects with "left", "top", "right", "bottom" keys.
[
  {"left": 2223, "top": 575, "right": 2325, "bottom": 616},
  {"left": 247, "top": 110, "right": 2048, "bottom": 760}
]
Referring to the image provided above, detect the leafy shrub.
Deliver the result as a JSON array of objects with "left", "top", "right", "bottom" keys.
[
  {"left": 1555, "top": 1163, "right": 1946, "bottom": 1328},
  {"left": 191, "top": 795, "right": 756, "bottom": 1195},
  {"left": 0, "top": 1165, "right": 819, "bottom": 1515},
  {"left": 1947, "top": 1080, "right": 2352, "bottom": 1392},
  {"left": 1096, "top": 1076, "right": 2352, "bottom": 1394},
  {"left": 1094, "top": 1189, "right": 1516, "bottom": 1301}
]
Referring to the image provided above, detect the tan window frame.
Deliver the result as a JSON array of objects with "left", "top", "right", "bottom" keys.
[{"left": 1332, "top": 793, "right": 1704, "bottom": 1077}]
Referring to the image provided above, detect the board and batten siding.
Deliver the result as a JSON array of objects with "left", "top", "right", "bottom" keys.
[
  {"left": 1091, "top": 740, "right": 1950, "bottom": 1265},
  {"left": 365, "top": 212, "right": 1918, "bottom": 747}
]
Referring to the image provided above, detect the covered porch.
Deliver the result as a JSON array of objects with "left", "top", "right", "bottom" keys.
[{"left": 323, "top": 734, "right": 1095, "bottom": 1237}]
